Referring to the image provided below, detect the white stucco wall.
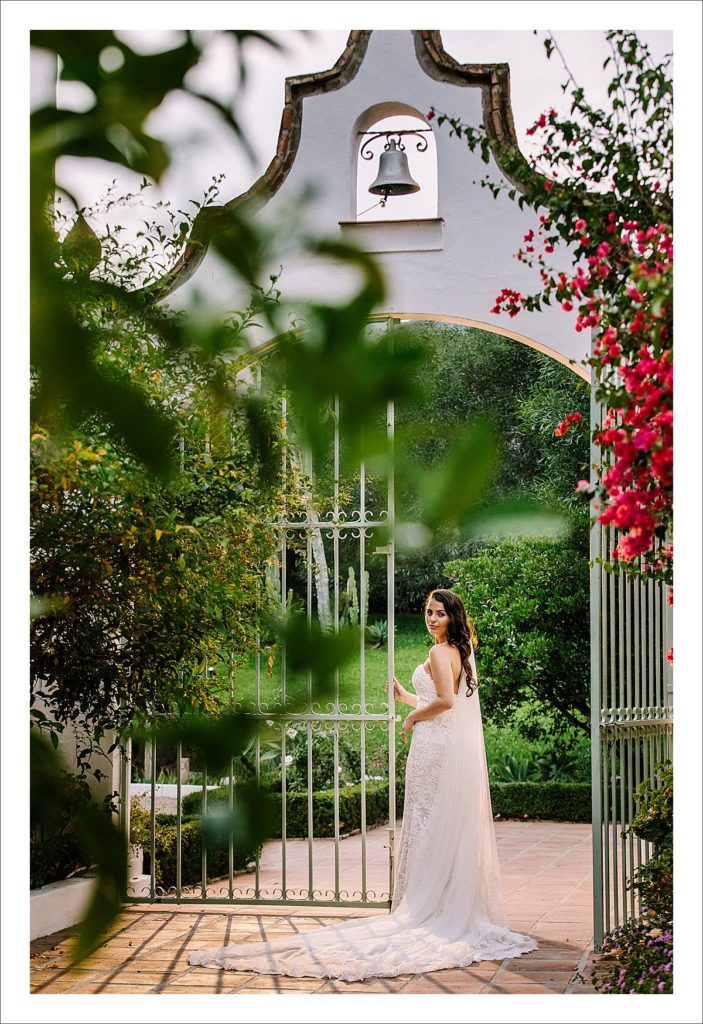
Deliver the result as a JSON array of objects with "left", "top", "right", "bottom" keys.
[{"left": 175, "top": 30, "right": 589, "bottom": 373}]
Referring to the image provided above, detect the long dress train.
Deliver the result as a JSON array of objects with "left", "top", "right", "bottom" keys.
[{"left": 188, "top": 653, "right": 538, "bottom": 980}]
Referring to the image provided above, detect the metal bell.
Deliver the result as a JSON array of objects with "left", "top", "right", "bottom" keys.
[{"left": 368, "top": 138, "right": 420, "bottom": 197}]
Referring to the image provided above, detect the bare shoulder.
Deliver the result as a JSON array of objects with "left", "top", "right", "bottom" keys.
[
  {"left": 428, "top": 644, "right": 461, "bottom": 673},
  {"left": 428, "top": 643, "right": 451, "bottom": 665}
]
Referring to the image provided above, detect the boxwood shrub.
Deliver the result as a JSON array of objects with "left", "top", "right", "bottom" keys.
[
  {"left": 394, "top": 779, "right": 590, "bottom": 822},
  {"left": 130, "top": 803, "right": 258, "bottom": 889},
  {"left": 182, "top": 780, "right": 389, "bottom": 839},
  {"left": 489, "top": 781, "right": 592, "bottom": 822},
  {"left": 274, "top": 781, "right": 389, "bottom": 838},
  {"left": 178, "top": 778, "right": 591, "bottom": 847}
]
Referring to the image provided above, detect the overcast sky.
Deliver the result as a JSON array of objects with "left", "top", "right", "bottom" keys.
[{"left": 32, "top": 27, "right": 674, "bottom": 230}]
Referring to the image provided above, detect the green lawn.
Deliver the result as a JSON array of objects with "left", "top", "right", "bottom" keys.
[
  {"left": 217, "top": 613, "right": 428, "bottom": 711},
  {"left": 204, "top": 614, "right": 590, "bottom": 785},
  {"left": 206, "top": 614, "right": 428, "bottom": 780}
]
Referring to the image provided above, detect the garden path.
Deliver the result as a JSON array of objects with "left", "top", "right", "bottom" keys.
[{"left": 30, "top": 820, "right": 601, "bottom": 996}]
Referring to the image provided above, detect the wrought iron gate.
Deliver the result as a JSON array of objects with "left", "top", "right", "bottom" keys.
[
  {"left": 590, "top": 392, "right": 673, "bottom": 944},
  {"left": 120, "top": 319, "right": 398, "bottom": 909},
  {"left": 115, "top": 320, "right": 675, "bottom": 934}
]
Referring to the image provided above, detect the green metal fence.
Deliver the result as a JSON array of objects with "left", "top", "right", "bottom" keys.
[
  {"left": 120, "top": 322, "right": 398, "bottom": 910},
  {"left": 590, "top": 397, "right": 673, "bottom": 944}
]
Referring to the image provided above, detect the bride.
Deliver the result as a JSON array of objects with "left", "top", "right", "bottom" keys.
[{"left": 188, "top": 588, "right": 537, "bottom": 981}]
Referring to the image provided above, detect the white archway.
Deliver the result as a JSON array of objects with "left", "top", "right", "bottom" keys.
[{"left": 368, "top": 311, "right": 590, "bottom": 381}]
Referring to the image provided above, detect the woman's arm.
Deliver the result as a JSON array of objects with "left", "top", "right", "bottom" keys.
[{"left": 393, "top": 675, "right": 417, "bottom": 708}]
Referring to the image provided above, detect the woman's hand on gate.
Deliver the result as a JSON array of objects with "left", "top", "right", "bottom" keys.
[
  {"left": 393, "top": 676, "right": 408, "bottom": 702},
  {"left": 401, "top": 711, "right": 417, "bottom": 743}
]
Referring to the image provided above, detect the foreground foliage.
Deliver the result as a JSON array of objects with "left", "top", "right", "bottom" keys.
[{"left": 590, "top": 760, "right": 673, "bottom": 994}]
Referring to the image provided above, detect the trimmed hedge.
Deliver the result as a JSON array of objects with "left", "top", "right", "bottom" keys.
[
  {"left": 394, "top": 778, "right": 590, "bottom": 822},
  {"left": 130, "top": 804, "right": 258, "bottom": 889},
  {"left": 180, "top": 775, "right": 280, "bottom": 818},
  {"left": 274, "top": 782, "right": 389, "bottom": 839},
  {"left": 489, "top": 781, "right": 592, "bottom": 822},
  {"left": 183, "top": 780, "right": 389, "bottom": 839},
  {"left": 179, "top": 779, "right": 591, "bottom": 848}
]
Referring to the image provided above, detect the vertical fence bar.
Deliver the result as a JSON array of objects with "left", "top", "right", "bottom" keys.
[
  {"left": 176, "top": 739, "right": 182, "bottom": 900},
  {"left": 149, "top": 735, "right": 156, "bottom": 901},
  {"left": 589, "top": 392, "right": 605, "bottom": 943},
  {"left": 618, "top": 733, "right": 628, "bottom": 919},
  {"left": 360, "top": 721, "right": 368, "bottom": 900},
  {"left": 630, "top": 737, "right": 642, "bottom": 921},
  {"left": 386, "top": 331, "right": 396, "bottom": 901},
  {"left": 616, "top": 570, "right": 628, "bottom": 918},
  {"left": 359, "top": 455, "right": 368, "bottom": 901},
  {"left": 305, "top": 446, "right": 314, "bottom": 901},
  {"left": 647, "top": 579, "right": 655, "bottom": 716},
  {"left": 228, "top": 652, "right": 235, "bottom": 899},
  {"left": 333, "top": 720, "right": 340, "bottom": 899},
  {"left": 281, "top": 723, "right": 287, "bottom": 899},
  {"left": 307, "top": 720, "right": 314, "bottom": 900},
  {"left": 633, "top": 573, "right": 641, "bottom": 720},
  {"left": 654, "top": 581, "right": 662, "bottom": 712},
  {"left": 610, "top": 736, "right": 619, "bottom": 927},
  {"left": 624, "top": 573, "right": 635, "bottom": 917},
  {"left": 640, "top": 578, "right": 648, "bottom": 722},
  {"left": 602, "top": 737, "right": 610, "bottom": 932},
  {"left": 332, "top": 398, "right": 341, "bottom": 899},
  {"left": 280, "top": 476, "right": 288, "bottom": 898},
  {"left": 618, "top": 569, "right": 625, "bottom": 715},
  {"left": 119, "top": 737, "right": 131, "bottom": 900},
  {"left": 609, "top": 570, "right": 616, "bottom": 722},
  {"left": 254, "top": 723, "right": 261, "bottom": 900},
  {"left": 200, "top": 764, "right": 207, "bottom": 902}
]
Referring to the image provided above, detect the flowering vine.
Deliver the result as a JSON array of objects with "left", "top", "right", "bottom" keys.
[{"left": 431, "top": 30, "right": 673, "bottom": 584}]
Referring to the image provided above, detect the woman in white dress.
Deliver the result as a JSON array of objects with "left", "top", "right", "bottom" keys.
[{"left": 188, "top": 588, "right": 537, "bottom": 981}]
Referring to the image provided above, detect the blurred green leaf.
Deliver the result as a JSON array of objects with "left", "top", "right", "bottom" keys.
[
  {"left": 201, "top": 778, "right": 278, "bottom": 853},
  {"left": 468, "top": 498, "right": 568, "bottom": 540},
  {"left": 416, "top": 419, "right": 498, "bottom": 531},
  {"left": 266, "top": 612, "right": 361, "bottom": 705},
  {"left": 131, "top": 712, "right": 260, "bottom": 777}
]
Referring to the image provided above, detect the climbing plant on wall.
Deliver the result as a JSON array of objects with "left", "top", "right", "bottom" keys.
[{"left": 433, "top": 30, "right": 673, "bottom": 587}]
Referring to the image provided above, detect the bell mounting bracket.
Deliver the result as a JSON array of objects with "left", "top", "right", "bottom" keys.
[{"left": 358, "top": 129, "right": 432, "bottom": 161}]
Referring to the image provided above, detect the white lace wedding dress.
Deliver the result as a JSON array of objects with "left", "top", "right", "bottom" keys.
[{"left": 188, "top": 652, "right": 537, "bottom": 980}]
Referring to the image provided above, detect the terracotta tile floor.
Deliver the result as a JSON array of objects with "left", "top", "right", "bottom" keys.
[{"left": 30, "top": 820, "right": 601, "bottom": 995}]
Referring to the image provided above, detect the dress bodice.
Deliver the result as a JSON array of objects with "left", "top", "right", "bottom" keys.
[{"left": 410, "top": 662, "right": 459, "bottom": 729}]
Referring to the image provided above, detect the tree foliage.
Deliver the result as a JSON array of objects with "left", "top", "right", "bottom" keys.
[
  {"left": 447, "top": 538, "right": 590, "bottom": 739},
  {"left": 385, "top": 324, "right": 590, "bottom": 613}
]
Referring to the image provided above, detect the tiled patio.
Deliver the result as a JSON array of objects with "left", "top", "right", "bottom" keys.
[{"left": 30, "top": 820, "right": 600, "bottom": 995}]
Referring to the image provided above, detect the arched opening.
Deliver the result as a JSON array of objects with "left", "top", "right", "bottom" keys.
[
  {"left": 368, "top": 311, "right": 591, "bottom": 381},
  {"left": 352, "top": 103, "right": 438, "bottom": 222}
]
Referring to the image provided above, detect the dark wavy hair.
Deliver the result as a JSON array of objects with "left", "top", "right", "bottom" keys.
[{"left": 423, "top": 588, "right": 478, "bottom": 696}]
